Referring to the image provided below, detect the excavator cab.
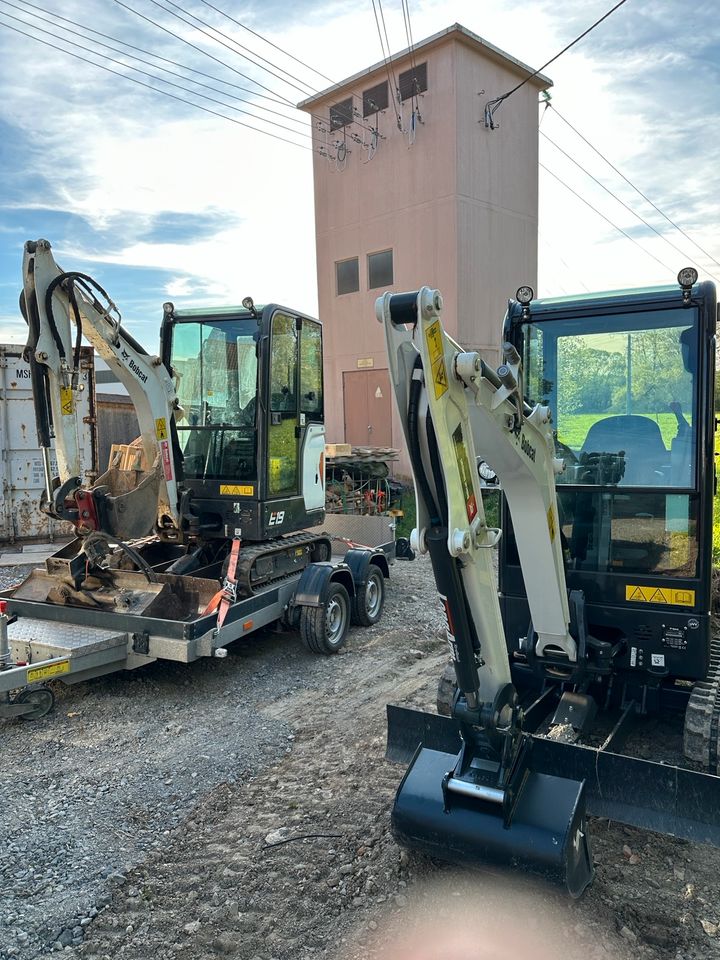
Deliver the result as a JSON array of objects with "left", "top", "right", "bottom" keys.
[
  {"left": 500, "top": 275, "right": 717, "bottom": 699},
  {"left": 161, "top": 302, "right": 326, "bottom": 543}
]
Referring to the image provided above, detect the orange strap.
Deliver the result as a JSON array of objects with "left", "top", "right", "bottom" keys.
[{"left": 217, "top": 537, "right": 242, "bottom": 629}]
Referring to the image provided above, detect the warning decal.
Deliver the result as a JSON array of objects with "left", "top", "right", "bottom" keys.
[
  {"left": 452, "top": 424, "right": 478, "bottom": 523},
  {"left": 155, "top": 417, "right": 168, "bottom": 440},
  {"left": 60, "top": 386, "right": 74, "bottom": 416},
  {"left": 424, "top": 319, "right": 448, "bottom": 400},
  {"left": 220, "top": 484, "right": 254, "bottom": 496},
  {"left": 625, "top": 585, "right": 695, "bottom": 607},
  {"left": 547, "top": 505, "right": 556, "bottom": 543}
]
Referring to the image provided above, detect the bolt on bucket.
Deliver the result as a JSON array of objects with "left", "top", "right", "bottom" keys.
[{"left": 387, "top": 707, "right": 594, "bottom": 898}]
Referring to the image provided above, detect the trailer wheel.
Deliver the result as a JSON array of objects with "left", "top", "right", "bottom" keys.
[
  {"left": 437, "top": 663, "right": 457, "bottom": 716},
  {"left": 300, "top": 582, "right": 351, "bottom": 654},
  {"left": 352, "top": 565, "right": 385, "bottom": 627},
  {"left": 16, "top": 686, "right": 55, "bottom": 720}
]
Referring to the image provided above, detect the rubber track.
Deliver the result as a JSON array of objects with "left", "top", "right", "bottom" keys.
[
  {"left": 234, "top": 531, "right": 331, "bottom": 599},
  {"left": 683, "top": 632, "right": 720, "bottom": 771}
]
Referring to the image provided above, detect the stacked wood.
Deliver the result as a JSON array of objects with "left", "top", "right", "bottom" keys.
[{"left": 108, "top": 437, "right": 149, "bottom": 472}]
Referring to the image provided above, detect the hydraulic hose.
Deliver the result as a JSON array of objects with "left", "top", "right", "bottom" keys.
[{"left": 407, "top": 355, "right": 440, "bottom": 526}]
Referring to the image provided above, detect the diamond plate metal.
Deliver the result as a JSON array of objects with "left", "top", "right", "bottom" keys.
[{"left": 9, "top": 617, "right": 128, "bottom": 658}]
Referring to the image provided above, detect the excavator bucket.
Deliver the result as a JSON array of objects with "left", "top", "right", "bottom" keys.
[{"left": 387, "top": 706, "right": 594, "bottom": 898}]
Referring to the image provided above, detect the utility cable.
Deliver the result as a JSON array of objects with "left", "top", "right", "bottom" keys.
[
  {"left": 485, "top": 0, "right": 630, "bottom": 128},
  {"left": 196, "top": 0, "right": 336, "bottom": 85},
  {"left": 371, "top": 0, "right": 402, "bottom": 130},
  {"left": 2, "top": 0, "right": 310, "bottom": 129},
  {"left": 0, "top": 8, "right": 313, "bottom": 140},
  {"left": 112, "top": 0, "right": 296, "bottom": 106},
  {"left": 540, "top": 161, "right": 677, "bottom": 277},
  {"left": 149, "top": 0, "right": 315, "bottom": 96},
  {"left": 0, "top": 18, "right": 313, "bottom": 151},
  {"left": 541, "top": 130, "right": 720, "bottom": 284},
  {"left": 11, "top": 0, "right": 296, "bottom": 108},
  {"left": 548, "top": 103, "right": 720, "bottom": 274}
]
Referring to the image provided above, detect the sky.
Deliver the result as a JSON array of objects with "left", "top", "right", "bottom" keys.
[{"left": 0, "top": 0, "right": 719, "bottom": 347}]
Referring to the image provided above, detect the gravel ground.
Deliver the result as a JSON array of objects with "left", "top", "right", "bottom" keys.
[{"left": 2, "top": 556, "right": 720, "bottom": 959}]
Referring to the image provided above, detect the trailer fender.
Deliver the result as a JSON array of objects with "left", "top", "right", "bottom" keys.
[
  {"left": 344, "top": 548, "right": 390, "bottom": 585},
  {"left": 293, "top": 562, "right": 356, "bottom": 610}
]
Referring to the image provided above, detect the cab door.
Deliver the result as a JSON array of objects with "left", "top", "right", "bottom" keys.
[{"left": 267, "top": 311, "right": 300, "bottom": 500}]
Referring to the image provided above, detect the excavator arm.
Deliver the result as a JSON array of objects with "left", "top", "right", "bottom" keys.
[
  {"left": 378, "top": 287, "right": 593, "bottom": 896},
  {"left": 21, "top": 239, "right": 180, "bottom": 540}
]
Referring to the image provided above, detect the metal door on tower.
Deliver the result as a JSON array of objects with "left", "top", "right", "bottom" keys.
[{"left": 343, "top": 369, "right": 392, "bottom": 447}]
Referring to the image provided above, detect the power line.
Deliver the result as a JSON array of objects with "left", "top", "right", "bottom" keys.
[
  {"left": 485, "top": 0, "right": 630, "bottom": 128},
  {"left": 0, "top": 17, "right": 312, "bottom": 151},
  {"left": 112, "top": 0, "right": 296, "bottom": 107},
  {"left": 371, "top": 0, "right": 402, "bottom": 129},
  {"left": 196, "top": 0, "right": 336, "bottom": 86},
  {"left": 540, "top": 130, "right": 720, "bottom": 284},
  {"left": 0, "top": 6, "right": 313, "bottom": 141},
  {"left": 12, "top": 0, "right": 296, "bottom": 109},
  {"left": 144, "top": 0, "right": 313, "bottom": 97},
  {"left": 540, "top": 162, "right": 678, "bottom": 277},
  {"left": 3, "top": 0, "right": 310, "bottom": 129},
  {"left": 548, "top": 104, "right": 720, "bottom": 274}
]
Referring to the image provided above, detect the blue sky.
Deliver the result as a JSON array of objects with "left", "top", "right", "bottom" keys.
[{"left": 1, "top": 0, "right": 719, "bottom": 344}]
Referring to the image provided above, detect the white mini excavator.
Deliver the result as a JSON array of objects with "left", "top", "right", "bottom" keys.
[{"left": 380, "top": 275, "right": 720, "bottom": 895}]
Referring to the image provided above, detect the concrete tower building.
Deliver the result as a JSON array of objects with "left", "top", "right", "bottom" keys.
[{"left": 299, "top": 24, "right": 551, "bottom": 474}]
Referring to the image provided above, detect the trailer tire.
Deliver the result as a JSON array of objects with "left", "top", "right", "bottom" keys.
[
  {"left": 352, "top": 565, "right": 385, "bottom": 627},
  {"left": 17, "top": 686, "right": 55, "bottom": 720},
  {"left": 437, "top": 663, "right": 457, "bottom": 716},
  {"left": 300, "top": 582, "right": 351, "bottom": 655}
]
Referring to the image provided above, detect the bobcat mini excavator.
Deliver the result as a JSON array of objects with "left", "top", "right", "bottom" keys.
[
  {"left": 379, "top": 274, "right": 720, "bottom": 895},
  {"left": 0, "top": 240, "right": 390, "bottom": 718}
]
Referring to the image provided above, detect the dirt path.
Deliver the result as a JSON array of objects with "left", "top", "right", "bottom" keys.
[{"left": 3, "top": 556, "right": 720, "bottom": 959}]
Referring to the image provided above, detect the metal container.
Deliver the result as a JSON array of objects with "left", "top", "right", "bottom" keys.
[{"left": 0, "top": 345, "right": 97, "bottom": 542}]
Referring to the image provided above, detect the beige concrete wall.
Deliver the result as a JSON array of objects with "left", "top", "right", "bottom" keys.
[
  {"left": 303, "top": 28, "right": 546, "bottom": 475},
  {"left": 453, "top": 41, "right": 540, "bottom": 366}
]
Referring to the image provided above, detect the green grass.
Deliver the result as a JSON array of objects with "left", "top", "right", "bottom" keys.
[{"left": 557, "top": 412, "right": 687, "bottom": 450}]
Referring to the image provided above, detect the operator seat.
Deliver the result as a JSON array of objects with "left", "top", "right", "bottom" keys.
[{"left": 580, "top": 415, "right": 668, "bottom": 485}]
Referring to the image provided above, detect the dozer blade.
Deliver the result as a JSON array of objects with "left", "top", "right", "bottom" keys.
[{"left": 387, "top": 706, "right": 594, "bottom": 898}]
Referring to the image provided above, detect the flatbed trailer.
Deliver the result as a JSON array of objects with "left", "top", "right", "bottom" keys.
[{"left": 0, "top": 514, "right": 397, "bottom": 720}]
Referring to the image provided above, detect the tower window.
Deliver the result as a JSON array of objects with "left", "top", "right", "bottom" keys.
[
  {"left": 330, "top": 97, "right": 354, "bottom": 130},
  {"left": 363, "top": 81, "right": 389, "bottom": 117},
  {"left": 336, "top": 257, "right": 360, "bottom": 295},
  {"left": 399, "top": 62, "right": 427, "bottom": 101},
  {"left": 368, "top": 250, "right": 393, "bottom": 290}
]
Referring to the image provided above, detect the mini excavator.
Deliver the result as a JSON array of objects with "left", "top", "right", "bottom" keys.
[
  {"left": 380, "top": 273, "right": 720, "bottom": 895},
  {"left": 0, "top": 240, "right": 390, "bottom": 719}
]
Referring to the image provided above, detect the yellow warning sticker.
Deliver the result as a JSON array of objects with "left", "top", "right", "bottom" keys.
[
  {"left": 424, "top": 320, "right": 448, "bottom": 400},
  {"left": 625, "top": 585, "right": 695, "bottom": 607},
  {"left": 155, "top": 417, "right": 168, "bottom": 440},
  {"left": 547, "top": 506, "right": 556, "bottom": 543},
  {"left": 60, "top": 387, "right": 74, "bottom": 417},
  {"left": 220, "top": 484, "right": 254, "bottom": 496},
  {"left": 27, "top": 659, "right": 70, "bottom": 683}
]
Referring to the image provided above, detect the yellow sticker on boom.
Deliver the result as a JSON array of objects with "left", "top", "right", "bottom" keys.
[
  {"left": 60, "top": 387, "right": 74, "bottom": 417},
  {"left": 625, "top": 585, "right": 695, "bottom": 607},
  {"left": 155, "top": 417, "right": 168, "bottom": 440},
  {"left": 424, "top": 319, "right": 448, "bottom": 399},
  {"left": 220, "top": 484, "right": 254, "bottom": 496},
  {"left": 27, "top": 659, "right": 70, "bottom": 683},
  {"left": 547, "top": 506, "right": 556, "bottom": 542}
]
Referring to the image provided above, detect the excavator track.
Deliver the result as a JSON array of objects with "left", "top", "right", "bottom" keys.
[
  {"left": 234, "top": 532, "right": 332, "bottom": 599},
  {"left": 683, "top": 632, "right": 720, "bottom": 771}
]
